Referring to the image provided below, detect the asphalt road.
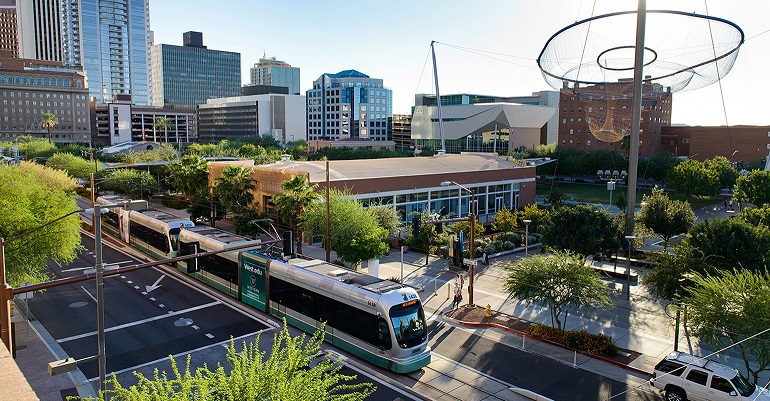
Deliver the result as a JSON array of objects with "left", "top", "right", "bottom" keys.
[
  {"left": 427, "top": 320, "right": 661, "bottom": 401},
  {"left": 22, "top": 231, "right": 420, "bottom": 400}
]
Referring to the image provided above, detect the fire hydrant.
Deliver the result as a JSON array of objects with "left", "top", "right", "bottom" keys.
[{"left": 485, "top": 304, "right": 492, "bottom": 318}]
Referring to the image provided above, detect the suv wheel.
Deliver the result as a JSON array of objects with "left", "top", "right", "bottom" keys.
[{"left": 665, "top": 388, "right": 686, "bottom": 401}]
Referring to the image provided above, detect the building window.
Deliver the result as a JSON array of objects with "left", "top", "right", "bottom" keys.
[
  {"left": 587, "top": 140, "right": 591, "bottom": 145},
  {"left": 569, "top": 129, "right": 573, "bottom": 135}
]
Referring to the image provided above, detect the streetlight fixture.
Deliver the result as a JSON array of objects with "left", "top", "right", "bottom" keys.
[
  {"left": 441, "top": 180, "right": 475, "bottom": 306},
  {"left": 523, "top": 219, "right": 532, "bottom": 256},
  {"left": 624, "top": 235, "right": 635, "bottom": 301}
]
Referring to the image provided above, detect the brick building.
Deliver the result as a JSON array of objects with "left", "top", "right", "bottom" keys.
[
  {"left": 558, "top": 82, "right": 673, "bottom": 157},
  {"left": 660, "top": 125, "right": 770, "bottom": 165}
]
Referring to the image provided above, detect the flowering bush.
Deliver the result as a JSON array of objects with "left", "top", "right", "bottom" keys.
[{"left": 527, "top": 324, "right": 617, "bottom": 356}]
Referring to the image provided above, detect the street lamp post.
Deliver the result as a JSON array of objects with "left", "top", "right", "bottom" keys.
[
  {"left": 93, "top": 205, "right": 107, "bottom": 393},
  {"left": 625, "top": 235, "right": 635, "bottom": 301},
  {"left": 523, "top": 219, "right": 532, "bottom": 256},
  {"left": 441, "top": 181, "right": 475, "bottom": 306}
]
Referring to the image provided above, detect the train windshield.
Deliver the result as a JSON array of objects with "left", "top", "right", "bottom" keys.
[{"left": 390, "top": 301, "right": 427, "bottom": 348}]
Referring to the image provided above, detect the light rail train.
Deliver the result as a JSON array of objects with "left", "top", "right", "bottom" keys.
[{"left": 94, "top": 196, "right": 431, "bottom": 373}]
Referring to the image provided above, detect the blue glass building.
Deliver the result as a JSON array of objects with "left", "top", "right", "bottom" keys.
[
  {"left": 151, "top": 32, "right": 240, "bottom": 109},
  {"left": 60, "top": 0, "right": 151, "bottom": 105},
  {"left": 306, "top": 70, "right": 392, "bottom": 141},
  {"left": 250, "top": 56, "right": 299, "bottom": 95}
]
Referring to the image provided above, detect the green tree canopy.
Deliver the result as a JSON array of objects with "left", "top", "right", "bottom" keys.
[
  {"left": 684, "top": 270, "right": 770, "bottom": 384},
  {"left": 100, "top": 168, "right": 157, "bottom": 199},
  {"left": 368, "top": 204, "right": 402, "bottom": 236},
  {"left": 502, "top": 250, "right": 612, "bottom": 331},
  {"left": 40, "top": 112, "right": 59, "bottom": 144},
  {"left": 492, "top": 208, "right": 518, "bottom": 233},
  {"left": 89, "top": 322, "right": 375, "bottom": 400},
  {"left": 0, "top": 162, "right": 82, "bottom": 285},
  {"left": 704, "top": 156, "right": 739, "bottom": 190},
  {"left": 666, "top": 159, "right": 719, "bottom": 199},
  {"left": 301, "top": 189, "right": 388, "bottom": 268},
  {"left": 642, "top": 243, "right": 717, "bottom": 301},
  {"left": 153, "top": 116, "right": 173, "bottom": 143},
  {"left": 683, "top": 218, "right": 770, "bottom": 272},
  {"left": 273, "top": 175, "right": 319, "bottom": 254},
  {"left": 166, "top": 154, "right": 210, "bottom": 201},
  {"left": 46, "top": 152, "right": 97, "bottom": 180},
  {"left": 541, "top": 204, "right": 624, "bottom": 260},
  {"left": 734, "top": 170, "right": 770, "bottom": 207},
  {"left": 516, "top": 203, "right": 549, "bottom": 233},
  {"left": 636, "top": 187, "right": 695, "bottom": 251},
  {"left": 737, "top": 206, "right": 770, "bottom": 229},
  {"left": 214, "top": 165, "right": 256, "bottom": 214}
]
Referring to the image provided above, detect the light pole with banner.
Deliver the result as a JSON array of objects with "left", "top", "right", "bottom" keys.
[{"left": 523, "top": 219, "right": 532, "bottom": 256}]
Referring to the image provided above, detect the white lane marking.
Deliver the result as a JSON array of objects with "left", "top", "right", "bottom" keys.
[
  {"left": 80, "top": 286, "right": 97, "bottom": 303},
  {"left": 82, "top": 330, "right": 273, "bottom": 381},
  {"left": 205, "top": 333, "right": 214, "bottom": 339},
  {"left": 56, "top": 301, "right": 220, "bottom": 343},
  {"left": 145, "top": 274, "right": 165, "bottom": 293}
]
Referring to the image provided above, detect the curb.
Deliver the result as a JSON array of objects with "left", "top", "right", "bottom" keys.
[{"left": 456, "top": 319, "right": 652, "bottom": 376}]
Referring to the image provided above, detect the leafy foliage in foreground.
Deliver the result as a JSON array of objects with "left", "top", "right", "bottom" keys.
[{"left": 87, "top": 323, "right": 375, "bottom": 401}]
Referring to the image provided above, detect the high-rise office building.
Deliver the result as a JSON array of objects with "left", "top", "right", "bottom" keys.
[
  {"left": 15, "top": 0, "right": 62, "bottom": 61},
  {"left": 250, "top": 56, "right": 299, "bottom": 95},
  {"left": 0, "top": 0, "right": 18, "bottom": 57},
  {"left": 151, "top": 31, "right": 240, "bottom": 109},
  {"left": 306, "top": 70, "right": 392, "bottom": 141},
  {"left": 61, "top": 0, "right": 152, "bottom": 105}
]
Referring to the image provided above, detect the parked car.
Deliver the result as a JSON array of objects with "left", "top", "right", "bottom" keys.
[{"left": 650, "top": 351, "right": 770, "bottom": 401}]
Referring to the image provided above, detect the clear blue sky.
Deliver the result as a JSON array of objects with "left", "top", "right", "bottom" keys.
[{"left": 150, "top": 0, "right": 770, "bottom": 127}]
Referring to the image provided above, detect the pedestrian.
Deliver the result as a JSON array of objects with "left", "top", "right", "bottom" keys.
[
  {"left": 483, "top": 252, "right": 489, "bottom": 265},
  {"left": 724, "top": 199, "right": 728, "bottom": 209},
  {"left": 728, "top": 199, "right": 734, "bottom": 210},
  {"left": 737, "top": 202, "right": 742, "bottom": 212}
]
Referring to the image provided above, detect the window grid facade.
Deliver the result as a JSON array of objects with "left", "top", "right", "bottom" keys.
[
  {"left": 151, "top": 43, "right": 240, "bottom": 109},
  {"left": 250, "top": 57, "right": 299, "bottom": 95},
  {"left": 306, "top": 70, "right": 392, "bottom": 142},
  {"left": 0, "top": 67, "right": 90, "bottom": 141},
  {"left": 61, "top": 0, "right": 152, "bottom": 105}
]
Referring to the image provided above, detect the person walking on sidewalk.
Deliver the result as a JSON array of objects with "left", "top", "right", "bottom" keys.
[{"left": 452, "top": 274, "right": 465, "bottom": 309}]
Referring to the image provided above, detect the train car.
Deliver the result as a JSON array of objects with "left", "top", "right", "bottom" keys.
[
  {"left": 94, "top": 195, "right": 148, "bottom": 238},
  {"left": 177, "top": 226, "right": 262, "bottom": 297},
  {"left": 124, "top": 209, "right": 194, "bottom": 260},
  {"left": 239, "top": 251, "right": 431, "bottom": 373}
]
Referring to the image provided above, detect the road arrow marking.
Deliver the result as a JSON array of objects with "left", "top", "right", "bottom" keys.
[{"left": 145, "top": 275, "right": 166, "bottom": 293}]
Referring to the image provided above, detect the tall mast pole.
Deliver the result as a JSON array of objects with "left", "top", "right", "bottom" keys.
[
  {"left": 626, "top": 0, "right": 646, "bottom": 236},
  {"left": 431, "top": 41, "right": 446, "bottom": 155}
]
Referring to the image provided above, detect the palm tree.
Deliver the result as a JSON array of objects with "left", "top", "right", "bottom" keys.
[
  {"left": 273, "top": 175, "right": 319, "bottom": 254},
  {"left": 40, "top": 112, "right": 59, "bottom": 144},
  {"left": 214, "top": 165, "right": 257, "bottom": 217},
  {"left": 153, "top": 116, "right": 172, "bottom": 144}
]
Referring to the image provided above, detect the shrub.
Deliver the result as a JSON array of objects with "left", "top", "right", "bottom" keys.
[
  {"left": 503, "top": 241, "right": 515, "bottom": 250},
  {"left": 484, "top": 244, "right": 496, "bottom": 254},
  {"left": 499, "top": 232, "right": 519, "bottom": 244},
  {"left": 161, "top": 193, "right": 187, "bottom": 209},
  {"left": 493, "top": 240, "right": 503, "bottom": 249},
  {"left": 527, "top": 324, "right": 617, "bottom": 356}
]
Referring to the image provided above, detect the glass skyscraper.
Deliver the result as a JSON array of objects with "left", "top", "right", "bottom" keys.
[
  {"left": 250, "top": 56, "right": 299, "bottom": 95},
  {"left": 61, "top": 0, "right": 152, "bottom": 105},
  {"left": 150, "top": 32, "right": 240, "bottom": 109},
  {"left": 306, "top": 70, "right": 392, "bottom": 141}
]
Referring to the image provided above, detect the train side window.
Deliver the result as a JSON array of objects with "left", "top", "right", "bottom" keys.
[{"left": 378, "top": 318, "right": 392, "bottom": 350}]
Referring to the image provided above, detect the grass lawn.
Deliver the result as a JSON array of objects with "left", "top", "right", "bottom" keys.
[{"left": 536, "top": 181, "right": 721, "bottom": 209}]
